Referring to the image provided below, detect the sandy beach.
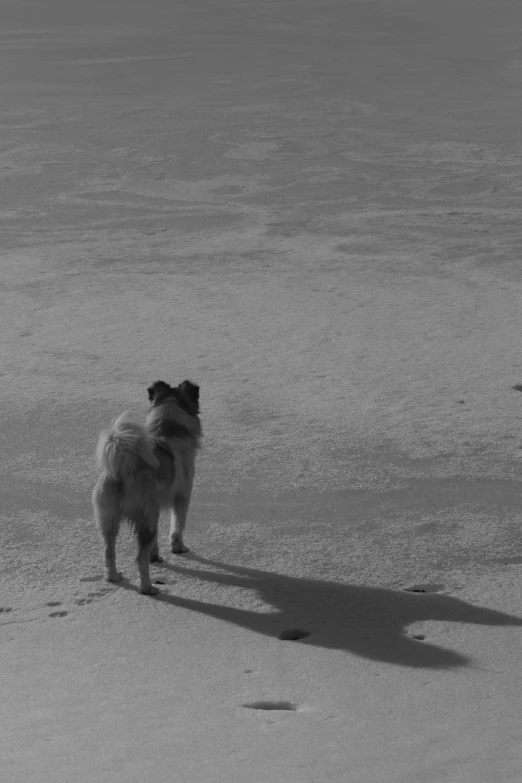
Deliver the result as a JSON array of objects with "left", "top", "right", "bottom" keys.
[{"left": 2, "top": 1, "right": 522, "bottom": 780}]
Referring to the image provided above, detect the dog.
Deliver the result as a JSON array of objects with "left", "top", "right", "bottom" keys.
[{"left": 92, "top": 380, "right": 202, "bottom": 595}]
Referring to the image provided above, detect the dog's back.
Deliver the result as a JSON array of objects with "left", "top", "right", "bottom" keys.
[{"left": 150, "top": 440, "right": 177, "bottom": 505}]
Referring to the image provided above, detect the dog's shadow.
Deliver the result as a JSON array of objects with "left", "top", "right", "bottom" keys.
[{"left": 117, "top": 553, "right": 522, "bottom": 670}]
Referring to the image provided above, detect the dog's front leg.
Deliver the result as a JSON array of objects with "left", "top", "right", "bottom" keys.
[
  {"left": 149, "top": 532, "right": 163, "bottom": 563},
  {"left": 170, "top": 489, "right": 191, "bottom": 554}
]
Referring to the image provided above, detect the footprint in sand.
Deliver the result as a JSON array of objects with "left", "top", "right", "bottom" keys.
[
  {"left": 49, "top": 611, "right": 68, "bottom": 618},
  {"left": 403, "top": 584, "right": 446, "bottom": 593},
  {"left": 73, "top": 588, "right": 111, "bottom": 607},
  {"left": 242, "top": 701, "right": 297, "bottom": 712},
  {"left": 278, "top": 628, "right": 310, "bottom": 641},
  {"left": 0, "top": 607, "right": 13, "bottom": 613},
  {"left": 74, "top": 589, "right": 110, "bottom": 605},
  {"left": 494, "top": 556, "right": 522, "bottom": 565}
]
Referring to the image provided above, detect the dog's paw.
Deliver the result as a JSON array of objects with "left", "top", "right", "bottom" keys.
[
  {"left": 149, "top": 553, "right": 164, "bottom": 563},
  {"left": 106, "top": 571, "right": 123, "bottom": 583},
  {"left": 171, "top": 543, "right": 189, "bottom": 554},
  {"left": 171, "top": 533, "right": 189, "bottom": 554},
  {"left": 140, "top": 585, "right": 160, "bottom": 596}
]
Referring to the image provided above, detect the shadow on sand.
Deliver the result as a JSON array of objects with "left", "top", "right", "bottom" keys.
[{"left": 118, "top": 553, "right": 522, "bottom": 670}]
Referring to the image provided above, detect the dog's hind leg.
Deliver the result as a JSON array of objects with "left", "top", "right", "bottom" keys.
[
  {"left": 93, "top": 482, "right": 123, "bottom": 582},
  {"left": 135, "top": 517, "right": 160, "bottom": 595},
  {"left": 100, "top": 518, "right": 122, "bottom": 583}
]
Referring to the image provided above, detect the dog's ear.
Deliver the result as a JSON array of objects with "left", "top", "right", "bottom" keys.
[
  {"left": 147, "top": 380, "right": 173, "bottom": 402},
  {"left": 177, "top": 380, "right": 200, "bottom": 414},
  {"left": 180, "top": 380, "right": 199, "bottom": 403}
]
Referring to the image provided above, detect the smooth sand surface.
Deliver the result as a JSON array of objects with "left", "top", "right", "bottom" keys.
[{"left": 2, "top": 1, "right": 522, "bottom": 781}]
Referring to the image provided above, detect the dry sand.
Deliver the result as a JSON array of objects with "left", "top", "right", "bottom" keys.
[{"left": 2, "top": 1, "right": 522, "bottom": 780}]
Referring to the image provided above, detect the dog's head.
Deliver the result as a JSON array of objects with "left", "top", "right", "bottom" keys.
[{"left": 147, "top": 379, "right": 200, "bottom": 416}]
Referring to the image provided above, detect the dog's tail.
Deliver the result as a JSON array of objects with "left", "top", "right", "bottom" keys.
[{"left": 95, "top": 411, "right": 159, "bottom": 479}]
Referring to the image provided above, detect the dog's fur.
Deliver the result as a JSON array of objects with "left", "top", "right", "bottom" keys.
[{"left": 92, "top": 380, "right": 202, "bottom": 595}]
